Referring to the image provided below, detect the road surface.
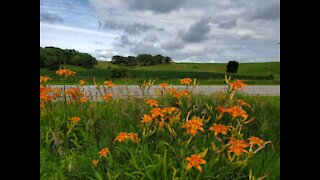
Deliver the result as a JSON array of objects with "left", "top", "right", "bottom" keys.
[{"left": 48, "top": 85, "right": 280, "bottom": 97}]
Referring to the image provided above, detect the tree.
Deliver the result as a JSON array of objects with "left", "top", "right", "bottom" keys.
[
  {"left": 44, "top": 56, "right": 60, "bottom": 70},
  {"left": 127, "top": 56, "right": 137, "bottom": 66},
  {"left": 164, "top": 57, "right": 172, "bottom": 64},
  {"left": 136, "top": 54, "right": 153, "bottom": 66},
  {"left": 71, "top": 53, "right": 97, "bottom": 69},
  {"left": 40, "top": 46, "right": 97, "bottom": 69},
  {"left": 226, "top": 61, "right": 239, "bottom": 73},
  {"left": 40, "top": 47, "right": 47, "bottom": 68},
  {"left": 109, "top": 54, "right": 173, "bottom": 66},
  {"left": 111, "top": 55, "right": 126, "bottom": 65},
  {"left": 153, "top": 55, "right": 164, "bottom": 65}
]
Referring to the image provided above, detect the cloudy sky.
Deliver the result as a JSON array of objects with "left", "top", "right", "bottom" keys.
[{"left": 40, "top": 0, "right": 280, "bottom": 63}]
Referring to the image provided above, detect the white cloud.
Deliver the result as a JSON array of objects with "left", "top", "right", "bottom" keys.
[{"left": 41, "top": 0, "right": 280, "bottom": 63}]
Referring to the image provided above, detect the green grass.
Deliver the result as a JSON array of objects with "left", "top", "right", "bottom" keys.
[
  {"left": 40, "top": 61, "right": 280, "bottom": 85},
  {"left": 96, "top": 61, "right": 280, "bottom": 79},
  {"left": 40, "top": 94, "right": 279, "bottom": 179}
]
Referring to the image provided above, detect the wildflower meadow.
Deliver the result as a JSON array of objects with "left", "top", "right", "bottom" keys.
[{"left": 40, "top": 68, "right": 280, "bottom": 179}]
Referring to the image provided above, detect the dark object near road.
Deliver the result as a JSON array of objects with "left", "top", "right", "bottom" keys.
[{"left": 226, "top": 61, "right": 239, "bottom": 73}]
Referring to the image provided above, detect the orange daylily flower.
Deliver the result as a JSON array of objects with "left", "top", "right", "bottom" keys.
[
  {"left": 98, "top": 147, "right": 110, "bottom": 158},
  {"left": 229, "top": 80, "right": 247, "bottom": 91},
  {"left": 40, "top": 103, "right": 45, "bottom": 109},
  {"left": 65, "top": 87, "right": 83, "bottom": 97},
  {"left": 248, "top": 136, "right": 264, "bottom": 146},
  {"left": 237, "top": 99, "right": 250, "bottom": 107},
  {"left": 104, "top": 80, "right": 116, "bottom": 88},
  {"left": 161, "top": 107, "right": 179, "bottom": 115},
  {"left": 114, "top": 132, "right": 138, "bottom": 143},
  {"left": 215, "top": 106, "right": 248, "bottom": 119},
  {"left": 185, "top": 154, "right": 206, "bottom": 172},
  {"left": 229, "top": 145, "right": 248, "bottom": 157},
  {"left": 114, "top": 132, "right": 127, "bottom": 142},
  {"left": 168, "top": 87, "right": 176, "bottom": 95},
  {"left": 159, "top": 82, "right": 168, "bottom": 88},
  {"left": 142, "top": 114, "right": 153, "bottom": 124},
  {"left": 40, "top": 76, "right": 51, "bottom": 83},
  {"left": 228, "top": 138, "right": 249, "bottom": 156},
  {"left": 173, "top": 90, "right": 189, "bottom": 98},
  {"left": 227, "top": 106, "right": 248, "bottom": 119},
  {"left": 80, "top": 97, "right": 88, "bottom": 103},
  {"left": 79, "top": 80, "right": 86, "bottom": 86},
  {"left": 180, "top": 78, "right": 192, "bottom": 85},
  {"left": 216, "top": 106, "right": 228, "bottom": 113},
  {"left": 182, "top": 116, "right": 204, "bottom": 136},
  {"left": 102, "top": 94, "right": 113, "bottom": 101},
  {"left": 150, "top": 108, "right": 164, "bottom": 118},
  {"left": 56, "top": 68, "right": 76, "bottom": 77},
  {"left": 127, "top": 133, "right": 139, "bottom": 143},
  {"left": 92, "top": 159, "right": 99, "bottom": 167},
  {"left": 40, "top": 85, "right": 58, "bottom": 103},
  {"left": 51, "top": 88, "right": 62, "bottom": 97},
  {"left": 215, "top": 106, "right": 229, "bottom": 120},
  {"left": 209, "top": 123, "right": 229, "bottom": 136},
  {"left": 40, "top": 87, "right": 55, "bottom": 102},
  {"left": 70, "top": 116, "right": 80, "bottom": 123},
  {"left": 146, "top": 99, "right": 159, "bottom": 107}
]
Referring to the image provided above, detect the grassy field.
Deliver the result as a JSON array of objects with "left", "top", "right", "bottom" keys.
[
  {"left": 40, "top": 76, "right": 280, "bottom": 179},
  {"left": 97, "top": 61, "right": 280, "bottom": 79},
  {"left": 40, "top": 61, "right": 280, "bottom": 85}
]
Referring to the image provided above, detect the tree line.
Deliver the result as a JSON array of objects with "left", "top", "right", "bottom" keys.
[
  {"left": 40, "top": 47, "right": 98, "bottom": 70},
  {"left": 111, "top": 54, "right": 173, "bottom": 66}
]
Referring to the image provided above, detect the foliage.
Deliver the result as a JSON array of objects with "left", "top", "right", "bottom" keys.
[
  {"left": 111, "top": 54, "right": 173, "bottom": 66},
  {"left": 40, "top": 67, "right": 279, "bottom": 85},
  {"left": 40, "top": 46, "right": 97, "bottom": 69},
  {"left": 40, "top": 70, "right": 279, "bottom": 179},
  {"left": 226, "top": 61, "right": 239, "bottom": 73},
  {"left": 111, "top": 67, "right": 129, "bottom": 78}
]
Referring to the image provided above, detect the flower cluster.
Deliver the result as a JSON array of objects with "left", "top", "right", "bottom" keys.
[
  {"left": 40, "top": 70, "right": 273, "bottom": 177},
  {"left": 229, "top": 79, "right": 247, "bottom": 91},
  {"left": 215, "top": 105, "right": 248, "bottom": 120},
  {"left": 56, "top": 68, "right": 76, "bottom": 77},
  {"left": 114, "top": 132, "right": 139, "bottom": 143},
  {"left": 142, "top": 103, "right": 180, "bottom": 127},
  {"left": 180, "top": 78, "right": 192, "bottom": 85}
]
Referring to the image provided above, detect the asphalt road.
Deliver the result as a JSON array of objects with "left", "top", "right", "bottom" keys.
[{"left": 48, "top": 85, "right": 280, "bottom": 97}]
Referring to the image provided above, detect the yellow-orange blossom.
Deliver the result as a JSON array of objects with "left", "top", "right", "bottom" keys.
[
  {"left": 98, "top": 147, "right": 110, "bottom": 158},
  {"left": 182, "top": 117, "right": 204, "bottom": 136},
  {"left": 180, "top": 78, "right": 192, "bottom": 85},
  {"left": 209, "top": 123, "right": 228, "bottom": 136},
  {"left": 185, "top": 154, "right": 206, "bottom": 172}
]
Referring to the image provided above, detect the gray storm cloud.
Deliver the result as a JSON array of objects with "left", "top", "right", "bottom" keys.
[
  {"left": 127, "top": 0, "right": 188, "bottom": 13},
  {"left": 40, "top": 13, "right": 63, "bottom": 24},
  {"left": 178, "top": 18, "right": 212, "bottom": 43}
]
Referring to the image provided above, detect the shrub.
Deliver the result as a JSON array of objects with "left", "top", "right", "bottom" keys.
[
  {"left": 226, "top": 61, "right": 239, "bottom": 73},
  {"left": 110, "top": 67, "right": 129, "bottom": 78},
  {"left": 267, "top": 74, "right": 274, "bottom": 80}
]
